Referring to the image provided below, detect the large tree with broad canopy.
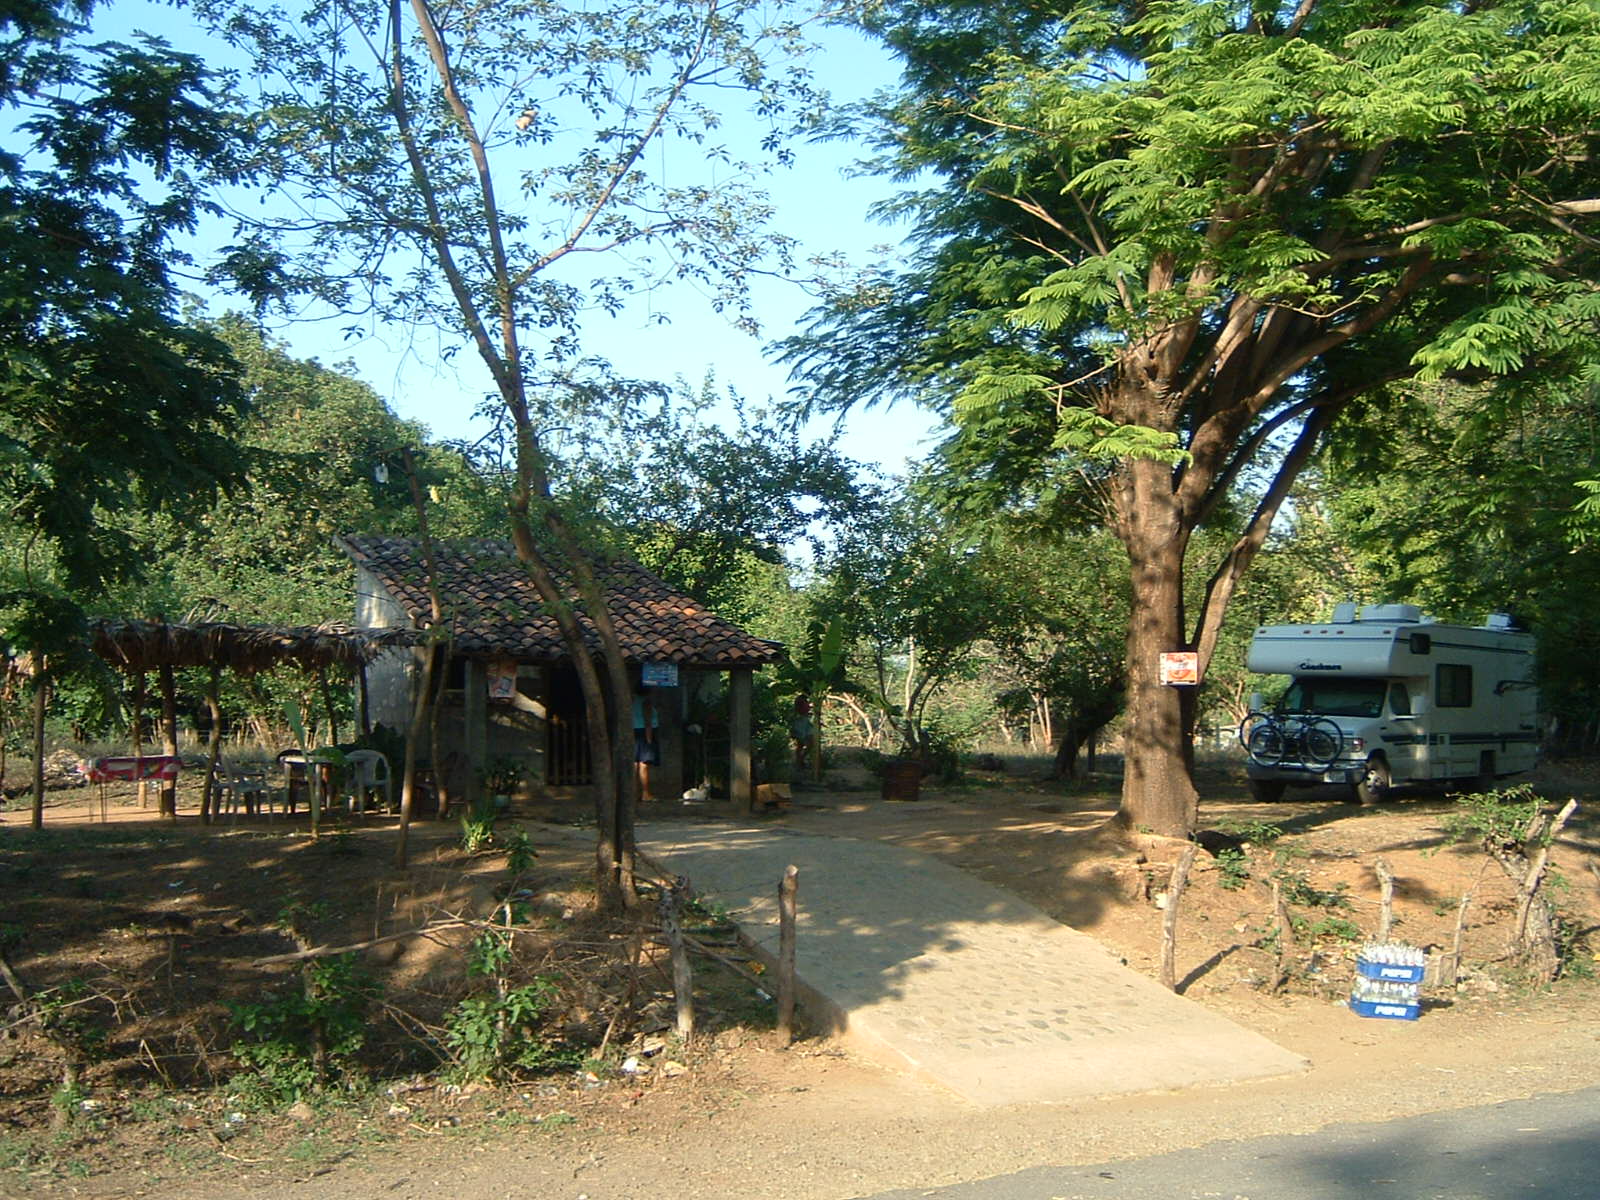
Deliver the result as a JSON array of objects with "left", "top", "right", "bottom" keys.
[{"left": 786, "top": 0, "right": 1600, "bottom": 836}]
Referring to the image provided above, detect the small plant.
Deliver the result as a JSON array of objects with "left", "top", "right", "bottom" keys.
[
  {"left": 443, "top": 978, "right": 575, "bottom": 1081},
  {"left": 1215, "top": 847, "right": 1250, "bottom": 890},
  {"left": 1214, "top": 818, "right": 1283, "bottom": 845},
  {"left": 1303, "top": 915, "right": 1363, "bottom": 943},
  {"left": 230, "top": 951, "right": 376, "bottom": 1106},
  {"left": 479, "top": 756, "right": 527, "bottom": 798},
  {"left": 1281, "top": 875, "right": 1352, "bottom": 911},
  {"left": 505, "top": 830, "right": 537, "bottom": 875}
]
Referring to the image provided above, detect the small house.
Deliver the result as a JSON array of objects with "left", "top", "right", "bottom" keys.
[{"left": 340, "top": 535, "right": 781, "bottom": 810}]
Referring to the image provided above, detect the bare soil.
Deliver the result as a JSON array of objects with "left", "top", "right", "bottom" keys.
[{"left": 1, "top": 756, "right": 1598, "bottom": 1200}]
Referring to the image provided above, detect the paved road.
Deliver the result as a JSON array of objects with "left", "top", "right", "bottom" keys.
[{"left": 854, "top": 1085, "right": 1600, "bottom": 1199}]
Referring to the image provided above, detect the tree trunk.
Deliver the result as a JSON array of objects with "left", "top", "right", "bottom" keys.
[
  {"left": 29, "top": 664, "right": 46, "bottom": 830},
  {"left": 395, "top": 640, "right": 437, "bottom": 868},
  {"left": 1112, "top": 455, "right": 1198, "bottom": 836}
]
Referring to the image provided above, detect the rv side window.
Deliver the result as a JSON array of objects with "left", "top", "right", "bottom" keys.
[
  {"left": 1436, "top": 664, "right": 1472, "bottom": 708},
  {"left": 1387, "top": 683, "right": 1412, "bottom": 716}
]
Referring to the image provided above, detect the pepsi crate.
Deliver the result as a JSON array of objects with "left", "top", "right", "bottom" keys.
[
  {"left": 1349, "top": 997, "right": 1420, "bottom": 1021},
  {"left": 1356, "top": 957, "right": 1426, "bottom": 984}
]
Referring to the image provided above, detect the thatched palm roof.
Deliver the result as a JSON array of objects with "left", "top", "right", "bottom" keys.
[{"left": 88, "top": 618, "right": 419, "bottom": 676}]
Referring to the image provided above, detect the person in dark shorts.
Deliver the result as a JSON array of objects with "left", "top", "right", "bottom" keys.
[{"left": 633, "top": 687, "right": 658, "bottom": 800}]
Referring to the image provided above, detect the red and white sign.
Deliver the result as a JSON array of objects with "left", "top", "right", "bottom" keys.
[{"left": 1159, "top": 652, "right": 1199, "bottom": 686}]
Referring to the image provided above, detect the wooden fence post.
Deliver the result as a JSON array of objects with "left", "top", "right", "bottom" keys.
[
  {"left": 1159, "top": 843, "right": 1199, "bottom": 991},
  {"left": 660, "top": 877, "right": 695, "bottom": 1042},
  {"left": 777, "top": 865, "right": 799, "bottom": 1044}
]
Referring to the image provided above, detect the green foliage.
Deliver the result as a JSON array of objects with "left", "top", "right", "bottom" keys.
[
  {"left": 1215, "top": 848, "right": 1250, "bottom": 891},
  {"left": 466, "top": 931, "right": 513, "bottom": 980},
  {"left": 1300, "top": 915, "right": 1364, "bottom": 944},
  {"left": 0, "top": 2, "right": 257, "bottom": 597},
  {"left": 786, "top": 0, "right": 1600, "bottom": 828},
  {"left": 1443, "top": 784, "right": 1548, "bottom": 852},
  {"left": 229, "top": 955, "right": 375, "bottom": 1106},
  {"left": 1212, "top": 819, "right": 1283, "bottom": 846},
  {"left": 505, "top": 831, "right": 538, "bottom": 876},
  {"left": 443, "top": 979, "right": 573, "bottom": 1082},
  {"left": 459, "top": 795, "right": 501, "bottom": 855},
  {"left": 34, "top": 980, "right": 107, "bottom": 1064},
  {"left": 1322, "top": 380, "right": 1600, "bottom": 743}
]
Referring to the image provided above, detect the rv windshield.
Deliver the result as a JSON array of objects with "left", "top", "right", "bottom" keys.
[{"left": 1281, "top": 677, "right": 1386, "bottom": 718}]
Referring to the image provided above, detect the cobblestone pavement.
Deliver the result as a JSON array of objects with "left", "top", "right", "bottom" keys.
[{"left": 637, "top": 823, "right": 1307, "bottom": 1107}]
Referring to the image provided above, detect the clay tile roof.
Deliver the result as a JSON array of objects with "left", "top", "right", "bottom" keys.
[{"left": 339, "top": 535, "right": 782, "bottom": 668}]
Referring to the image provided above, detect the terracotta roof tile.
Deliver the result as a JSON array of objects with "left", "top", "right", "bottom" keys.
[{"left": 340, "top": 535, "right": 782, "bottom": 668}]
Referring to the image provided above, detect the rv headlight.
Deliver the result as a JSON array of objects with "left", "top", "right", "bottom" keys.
[{"left": 1346, "top": 737, "right": 1365, "bottom": 753}]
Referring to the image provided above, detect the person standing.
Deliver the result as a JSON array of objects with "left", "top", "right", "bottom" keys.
[
  {"left": 790, "top": 695, "right": 814, "bottom": 771},
  {"left": 632, "top": 687, "right": 659, "bottom": 801}
]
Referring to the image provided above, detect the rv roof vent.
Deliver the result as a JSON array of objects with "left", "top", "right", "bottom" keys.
[
  {"left": 1331, "top": 602, "right": 1357, "bottom": 624},
  {"left": 1485, "top": 612, "right": 1518, "bottom": 631},
  {"left": 1359, "top": 603, "right": 1422, "bottom": 624}
]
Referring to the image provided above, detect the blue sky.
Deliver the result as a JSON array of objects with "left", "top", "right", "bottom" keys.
[{"left": 88, "top": 1, "right": 942, "bottom": 476}]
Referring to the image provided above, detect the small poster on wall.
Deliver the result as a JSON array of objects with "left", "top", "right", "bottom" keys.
[
  {"left": 487, "top": 660, "right": 518, "bottom": 702},
  {"left": 641, "top": 661, "right": 679, "bottom": 688},
  {"left": 1159, "top": 651, "right": 1199, "bottom": 686}
]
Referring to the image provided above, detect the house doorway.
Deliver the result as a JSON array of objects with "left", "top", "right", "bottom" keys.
[{"left": 547, "top": 664, "right": 592, "bottom": 786}]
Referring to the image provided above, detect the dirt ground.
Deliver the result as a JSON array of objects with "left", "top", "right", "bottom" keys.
[{"left": 1, "top": 755, "right": 1598, "bottom": 1199}]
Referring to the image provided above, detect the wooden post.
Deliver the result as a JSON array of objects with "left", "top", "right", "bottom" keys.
[
  {"left": 158, "top": 663, "right": 179, "bottom": 820},
  {"left": 777, "top": 864, "right": 799, "bottom": 1045},
  {"left": 132, "top": 671, "right": 148, "bottom": 810},
  {"left": 1271, "top": 877, "right": 1295, "bottom": 993},
  {"left": 357, "top": 663, "right": 371, "bottom": 738},
  {"left": 315, "top": 666, "right": 338, "bottom": 749},
  {"left": 202, "top": 665, "right": 222, "bottom": 825},
  {"left": 660, "top": 878, "right": 694, "bottom": 1042},
  {"left": 1159, "top": 842, "right": 1198, "bottom": 991},
  {"left": 29, "top": 661, "right": 46, "bottom": 830},
  {"left": 729, "top": 668, "right": 753, "bottom": 813},
  {"left": 1374, "top": 856, "right": 1396, "bottom": 942}
]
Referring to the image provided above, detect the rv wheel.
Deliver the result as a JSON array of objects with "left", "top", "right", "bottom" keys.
[
  {"left": 1248, "top": 778, "right": 1287, "bottom": 803},
  {"left": 1473, "top": 751, "right": 1496, "bottom": 792},
  {"left": 1353, "top": 756, "right": 1391, "bottom": 806}
]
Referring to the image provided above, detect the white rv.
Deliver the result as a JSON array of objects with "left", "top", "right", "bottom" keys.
[{"left": 1242, "top": 603, "right": 1540, "bottom": 804}]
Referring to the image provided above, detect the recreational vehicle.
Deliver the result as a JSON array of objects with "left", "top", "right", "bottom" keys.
[{"left": 1242, "top": 603, "right": 1540, "bottom": 804}]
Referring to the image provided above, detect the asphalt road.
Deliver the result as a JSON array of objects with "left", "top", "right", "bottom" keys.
[{"left": 855, "top": 1085, "right": 1600, "bottom": 1200}]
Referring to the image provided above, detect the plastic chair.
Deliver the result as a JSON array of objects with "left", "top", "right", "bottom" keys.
[
  {"left": 343, "top": 749, "right": 393, "bottom": 815},
  {"left": 213, "top": 759, "right": 276, "bottom": 822}
]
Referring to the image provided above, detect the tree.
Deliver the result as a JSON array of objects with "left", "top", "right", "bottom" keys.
[
  {"left": 822, "top": 490, "right": 1004, "bottom": 759},
  {"left": 546, "top": 381, "right": 868, "bottom": 622},
  {"left": 1, "top": 1, "right": 256, "bottom": 820},
  {"left": 1, "top": 1, "right": 252, "bottom": 591},
  {"left": 200, "top": 0, "right": 819, "bottom": 900},
  {"left": 788, "top": 0, "right": 1600, "bottom": 835},
  {"left": 1322, "top": 380, "right": 1600, "bottom": 747}
]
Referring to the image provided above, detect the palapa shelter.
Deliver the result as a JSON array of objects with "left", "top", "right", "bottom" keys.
[
  {"left": 77, "top": 617, "right": 420, "bottom": 820},
  {"left": 338, "top": 535, "right": 783, "bottom": 810},
  {"left": 89, "top": 618, "right": 417, "bottom": 676}
]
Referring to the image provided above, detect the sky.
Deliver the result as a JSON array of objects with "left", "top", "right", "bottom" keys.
[{"left": 88, "top": 1, "right": 943, "bottom": 477}]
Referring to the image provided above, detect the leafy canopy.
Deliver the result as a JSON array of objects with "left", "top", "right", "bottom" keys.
[{"left": 1, "top": 0, "right": 253, "bottom": 593}]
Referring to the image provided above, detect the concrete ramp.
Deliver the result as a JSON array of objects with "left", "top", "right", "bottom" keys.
[{"left": 638, "top": 824, "right": 1307, "bottom": 1108}]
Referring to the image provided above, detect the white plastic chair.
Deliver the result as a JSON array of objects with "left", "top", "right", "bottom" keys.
[
  {"left": 343, "top": 749, "right": 393, "bottom": 816},
  {"left": 213, "top": 759, "right": 276, "bottom": 823}
]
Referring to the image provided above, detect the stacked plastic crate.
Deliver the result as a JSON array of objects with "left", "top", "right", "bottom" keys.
[{"left": 1350, "top": 942, "right": 1425, "bottom": 1020}]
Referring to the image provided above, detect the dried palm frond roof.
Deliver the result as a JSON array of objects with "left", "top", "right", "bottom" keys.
[
  {"left": 88, "top": 618, "right": 420, "bottom": 676},
  {"left": 340, "top": 535, "right": 783, "bottom": 668}
]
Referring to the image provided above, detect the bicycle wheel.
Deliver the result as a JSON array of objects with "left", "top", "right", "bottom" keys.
[
  {"left": 1245, "top": 720, "right": 1286, "bottom": 765},
  {"left": 1298, "top": 717, "right": 1343, "bottom": 771},
  {"left": 1237, "top": 710, "right": 1272, "bottom": 747}
]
